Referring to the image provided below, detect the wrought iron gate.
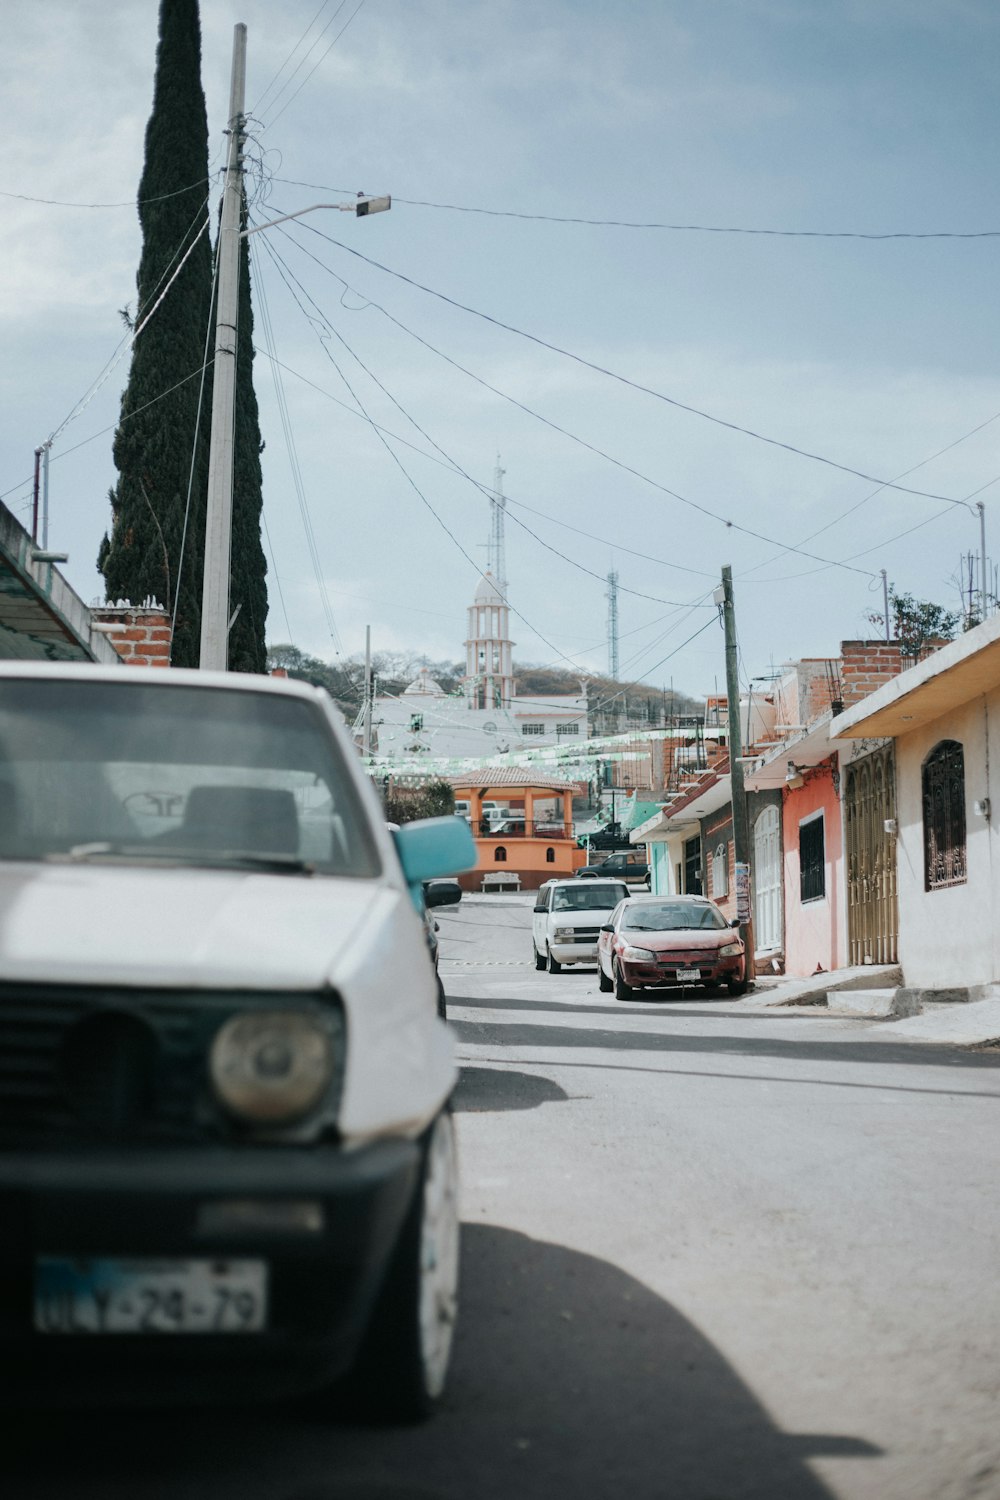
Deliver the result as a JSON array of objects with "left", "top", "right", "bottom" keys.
[{"left": 845, "top": 746, "right": 898, "bottom": 966}]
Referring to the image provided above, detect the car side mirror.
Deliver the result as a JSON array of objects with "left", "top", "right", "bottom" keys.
[
  {"left": 600, "top": 924, "right": 614, "bottom": 933},
  {"left": 730, "top": 917, "right": 741, "bottom": 927},
  {"left": 424, "top": 879, "right": 463, "bottom": 909}
]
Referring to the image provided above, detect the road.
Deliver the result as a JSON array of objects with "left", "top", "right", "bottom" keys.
[{"left": 8, "top": 894, "right": 1000, "bottom": 1500}]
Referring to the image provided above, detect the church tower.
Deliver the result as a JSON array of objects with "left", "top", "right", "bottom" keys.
[{"left": 465, "top": 572, "right": 514, "bottom": 710}]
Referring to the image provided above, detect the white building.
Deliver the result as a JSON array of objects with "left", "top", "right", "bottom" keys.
[{"left": 365, "top": 571, "right": 588, "bottom": 765}]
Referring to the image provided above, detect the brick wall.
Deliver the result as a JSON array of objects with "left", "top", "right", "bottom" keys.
[
  {"left": 91, "top": 604, "right": 172, "bottom": 666},
  {"left": 839, "top": 640, "right": 906, "bottom": 708}
]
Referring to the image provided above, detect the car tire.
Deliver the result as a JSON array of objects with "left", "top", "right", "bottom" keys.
[
  {"left": 546, "top": 947, "right": 562, "bottom": 974},
  {"left": 727, "top": 975, "right": 749, "bottom": 997},
  {"left": 598, "top": 963, "right": 613, "bottom": 993},
  {"left": 614, "top": 964, "right": 633, "bottom": 1002},
  {"left": 350, "top": 1111, "right": 460, "bottom": 1424},
  {"left": 436, "top": 974, "right": 447, "bottom": 1019},
  {"left": 534, "top": 945, "right": 546, "bottom": 971}
]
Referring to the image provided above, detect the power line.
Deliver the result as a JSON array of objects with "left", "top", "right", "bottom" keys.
[
  {"left": 260, "top": 0, "right": 369, "bottom": 128},
  {"left": 271, "top": 182, "right": 1000, "bottom": 240},
  {"left": 296, "top": 226, "right": 974, "bottom": 511},
  {"left": 271, "top": 216, "right": 882, "bottom": 577},
  {"left": 0, "top": 176, "right": 211, "bottom": 209},
  {"left": 262, "top": 223, "right": 711, "bottom": 611}
]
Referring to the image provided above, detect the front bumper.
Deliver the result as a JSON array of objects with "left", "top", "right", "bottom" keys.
[
  {"left": 549, "top": 940, "right": 599, "bottom": 963},
  {"left": 0, "top": 1137, "right": 421, "bottom": 1406},
  {"left": 620, "top": 954, "right": 744, "bottom": 988}
]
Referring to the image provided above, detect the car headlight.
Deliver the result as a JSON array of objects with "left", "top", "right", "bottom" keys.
[
  {"left": 210, "top": 1010, "right": 335, "bottom": 1124},
  {"left": 718, "top": 942, "right": 743, "bottom": 957},
  {"left": 622, "top": 945, "right": 656, "bottom": 962},
  {"left": 553, "top": 927, "right": 577, "bottom": 942}
]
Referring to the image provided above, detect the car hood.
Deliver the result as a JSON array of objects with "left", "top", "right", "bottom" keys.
[
  {"left": 0, "top": 861, "right": 393, "bottom": 990},
  {"left": 622, "top": 928, "right": 738, "bottom": 952},
  {"left": 552, "top": 909, "right": 618, "bottom": 928}
]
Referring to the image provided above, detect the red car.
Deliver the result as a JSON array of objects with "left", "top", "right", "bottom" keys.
[{"left": 597, "top": 894, "right": 747, "bottom": 1001}]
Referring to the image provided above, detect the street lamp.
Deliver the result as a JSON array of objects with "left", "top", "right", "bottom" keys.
[{"left": 199, "top": 24, "right": 390, "bottom": 671}]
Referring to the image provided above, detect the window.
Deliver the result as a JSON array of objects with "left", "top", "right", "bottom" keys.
[
  {"left": 799, "top": 813, "right": 825, "bottom": 902},
  {"left": 556, "top": 722, "right": 580, "bottom": 737},
  {"left": 521, "top": 724, "right": 545, "bottom": 736},
  {"left": 409, "top": 713, "right": 423, "bottom": 732},
  {"left": 545, "top": 847, "right": 555, "bottom": 862},
  {"left": 711, "top": 842, "right": 729, "bottom": 898},
  {"left": 494, "top": 846, "right": 507, "bottom": 862},
  {"left": 923, "top": 740, "right": 966, "bottom": 890}
]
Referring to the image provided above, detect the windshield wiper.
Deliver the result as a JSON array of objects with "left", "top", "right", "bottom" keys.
[{"left": 51, "top": 843, "right": 316, "bottom": 874}]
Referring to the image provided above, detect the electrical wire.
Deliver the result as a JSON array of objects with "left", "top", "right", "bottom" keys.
[
  {"left": 271, "top": 216, "right": 881, "bottom": 578},
  {"left": 255, "top": 230, "right": 591, "bottom": 674},
  {"left": 271, "top": 181, "right": 1000, "bottom": 240},
  {"left": 291, "top": 222, "right": 974, "bottom": 511},
  {"left": 260, "top": 0, "right": 368, "bottom": 128},
  {"left": 0, "top": 177, "right": 211, "bottom": 209},
  {"left": 249, "top": 236, "right": 345, "bottom": 653},
  {"left": 250, "top": 0, "right": 344, "bottom": 117},
  {"left": 263, "top": 226, "right": 709, "bottom": 612}
]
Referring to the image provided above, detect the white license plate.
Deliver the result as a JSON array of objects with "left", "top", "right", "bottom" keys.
[
  {"left": 34, "top": 1257, "right": 268, "bottom": 1335},
  {"left": 676, "top": 967, "right": 701, "bottom": 980}
]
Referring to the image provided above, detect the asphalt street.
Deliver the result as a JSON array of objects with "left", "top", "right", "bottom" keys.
[{"left": 6, "top": 894, "right": 1000, "bottom": 1500}]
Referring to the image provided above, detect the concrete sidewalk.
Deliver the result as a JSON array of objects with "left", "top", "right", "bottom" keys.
[{"left": 745, "top": 966, "right": 1000, "bottom": 1047}]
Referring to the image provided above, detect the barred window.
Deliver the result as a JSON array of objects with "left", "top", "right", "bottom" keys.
[
  {"left": 556, "top": 722, "right": 580, "bottom": 737},
  {"left": 494, "top": 845, "right": 507, "bottom": 863},
  {"left": 711, "top": 842, "right": 729, "bottom": 898},
  {"left": 922, "top": 740, "right": 966, "bottom": 890},
  {"left": 521, "top": 724, "right": 545, "bottom": 736},
  {"left": 800, "top": 814, "right": 825, "bottom": 902}
]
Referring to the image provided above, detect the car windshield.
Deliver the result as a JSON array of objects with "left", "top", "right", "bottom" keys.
[
  {"left": 0, "top": 679, "right": 380, "bottom": 877},
  {"left": 552, "top": 884, "right": 624, "bottom": 911},
  {"left": 623, "top": 901, "right": 727, "bottom": 932}
]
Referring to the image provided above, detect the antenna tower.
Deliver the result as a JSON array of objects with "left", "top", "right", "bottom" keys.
[
  {"left": 489, "top": 455, "right": 507, "bottom": 596},
  {"left": 607, "top": 568, "right": 620, "bottom": 679}
]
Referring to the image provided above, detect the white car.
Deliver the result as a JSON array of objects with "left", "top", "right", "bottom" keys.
[
  {"left": 531, "top": 878, "right": 630, "bottom": 973},
  {"left": 0, "top": 661, "right": 476, "bottom": 1419}
]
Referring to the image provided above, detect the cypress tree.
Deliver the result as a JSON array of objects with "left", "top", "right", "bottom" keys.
[
  {"left": 101, "top": 0, "right": 267, "bottom": 671},
  {"left": 227, "top": 205, "right": 268, "bottom": 673}
]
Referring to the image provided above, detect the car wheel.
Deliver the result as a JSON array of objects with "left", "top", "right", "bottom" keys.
[
  {"left": 614, "top": 963, "right": 633, "bottom": 1002},
  {"left": 436, "top": 974, "right": 447, "bottom": 1018},
  {"left": 534, "top": 945, "right": 546, "bottom": 971},
  {"left": 351, "top": 1111, "right": 460, "bottom": 1424},
  {"left": 598, "top": 963, "right": 613, "bottom": 993},
  {"left": 546, "top": 947, "right": 562, "bottom": 974},
  {"left": 727, "top": 975, "right": 749, "bottom": 997}
]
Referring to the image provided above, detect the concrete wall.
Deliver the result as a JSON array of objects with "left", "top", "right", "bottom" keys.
[
  {"left": 894, "top": 690, "right": 999, "bottom": 990},
  {"left": 781, "top": 759, "right": 846, "bottom": 977}
]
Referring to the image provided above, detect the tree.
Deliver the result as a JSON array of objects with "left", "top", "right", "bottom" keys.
[
  {"left": 382, "top": 781, "right": 455, "bottom": 825},
  {"left": 868, "top": 589, "right": 960, "bottom": 659},
  {"left": 227, "top": 199, "right": 267, "bottom": 672},
  {"left": 99, "top": 0, "right": 214, "bottom": 667},
  {"left": 100, "top": 0, "right": 268, "bottom": 672}
]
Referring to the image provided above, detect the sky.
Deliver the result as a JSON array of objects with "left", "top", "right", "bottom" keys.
[{"left": 1, "top": 0, "right": 998, "bottom": 702}]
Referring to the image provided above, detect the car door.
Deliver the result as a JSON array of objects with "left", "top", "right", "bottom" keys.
[
  {"left": 598, "top": 898, "right": 626, "bottom": 976},
  {"left": 532, "top": 884, "right": 553, "bottom": 952}
]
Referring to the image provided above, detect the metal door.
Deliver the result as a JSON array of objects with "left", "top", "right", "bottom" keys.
[
  {"left": 845, "top": 747, "right": 898, "bottom": 966},
  {"left": 753, "top": 803, "right": 783, "bottom": 953}
]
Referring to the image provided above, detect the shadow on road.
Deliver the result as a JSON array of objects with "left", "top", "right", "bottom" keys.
[
  {"left": 446, "top": 998, "right": 1000, "bottom": 1085},
  {"left": 3, "top": 1226, "right": 877, "bottom": 1500},
  {"left": 452, "top": 1065, "right": 569, "bottom": 1112}
]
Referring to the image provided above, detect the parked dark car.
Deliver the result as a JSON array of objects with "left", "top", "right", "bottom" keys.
[
  {"left": 576, "top": 850, "right": 649, "bottom": 885},
  {"left": 597, "top": 894, "right": 747, "bottom": 1000},
  {"left": 423, "top": 878, "right": 462, "bottom": 1016}
]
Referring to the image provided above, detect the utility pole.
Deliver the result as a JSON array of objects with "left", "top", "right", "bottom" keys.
[
  {"left": 606, "top": 569, "right": 620, "bottom": 679},
  {"left": 199, "top": 23, "right": 246, "bottom": 671},
  {"left": 721, "top": 566, "right": 754, "bottom": 968},
  {"left": 363, "top": 625, "right": 374, "bottom": 757},
  {"left": 881, "top": 569, "right": 890, "bottom": 642}
]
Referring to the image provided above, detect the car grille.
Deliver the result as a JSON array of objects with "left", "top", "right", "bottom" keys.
[
  {"left": 0, "top": 982, "right": 345, "bottom": 1149},
  {"left": 571, "top": 928, "right": 601, "bottom": 942}
]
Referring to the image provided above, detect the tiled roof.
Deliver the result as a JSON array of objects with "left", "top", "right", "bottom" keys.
[{"left": 448, "top": 765, "right": 584, "bottom": 793}]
